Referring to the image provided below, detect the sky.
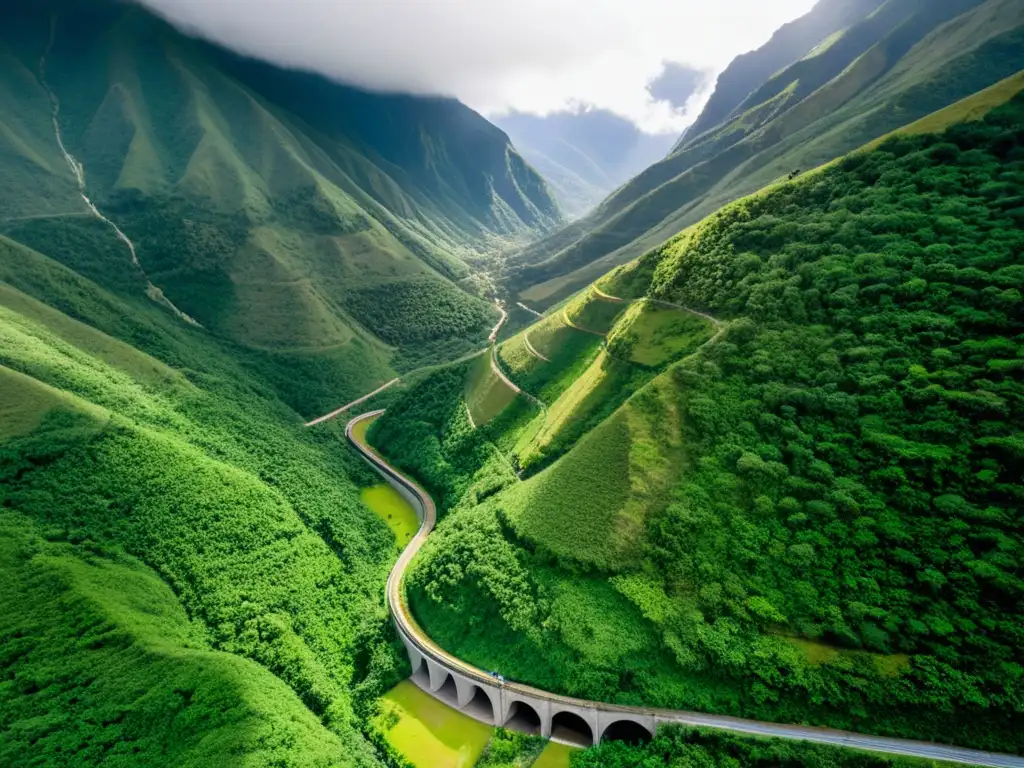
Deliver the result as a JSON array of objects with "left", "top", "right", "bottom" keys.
[{"left": 136, "top": 0, "right": 819, "bottom": 134}]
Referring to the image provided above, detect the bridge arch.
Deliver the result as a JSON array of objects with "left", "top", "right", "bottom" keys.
[
  {"left": 600, "top": 717, "right": 654, "bottom": 744},
  {"left": 457, "top": 681, "right": 497, "bottom": 725},
  {"left": 551, "top": 710, "right": 595, "bottom": 747},
  {"left": 503, "top": 699, "right": 542, "bottom": 736},
  {"left": 434, "top": 673, "right": 459, "bottom": 707}
]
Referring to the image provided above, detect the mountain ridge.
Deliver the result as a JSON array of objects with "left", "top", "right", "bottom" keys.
[{"left": 508, "top": 0, "right": 1024, "bottom": 308}]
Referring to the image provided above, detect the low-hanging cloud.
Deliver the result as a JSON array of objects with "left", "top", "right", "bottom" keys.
[{"left": 135, "top": 0, "right": 818, "bottom": 133}]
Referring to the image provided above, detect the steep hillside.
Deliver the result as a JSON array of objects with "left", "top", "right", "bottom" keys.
[
  {"left": 370, "top": 90, "right": 1024, "bottom": 752},
  {"left": 509, "top": 0, "right": 1024, "bottom": 307},
  {"left": 675, "top": 0, "right": 887, "bottom": 148},
  {"left": 495, "top": 109, "right": 676, "bottom": 218},
  {"left": 0, "top": 0, "right": 561, "bottom": 417},
  {"left": 0, "top": 228, "right": 415, "bottom": 764}
]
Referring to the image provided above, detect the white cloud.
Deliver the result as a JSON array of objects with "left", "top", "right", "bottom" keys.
[{"left": 136, "top": 0, "right": 818, "bottom": 133}]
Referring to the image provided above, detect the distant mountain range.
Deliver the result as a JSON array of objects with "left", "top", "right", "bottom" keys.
[
  {"left": 494, "top": 108, "right": 677, "bottom": 219},
  {"left": 508, "top": 0, "right": 1024, "bottom": 307},
  {"left": 0, "top": 0, "right": 562, "bottom": 415}
]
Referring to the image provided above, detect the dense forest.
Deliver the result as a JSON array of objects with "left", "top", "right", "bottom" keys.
[
  {"left": 573, "top": 726, "right": 963, "bottom": 768},
  {"left": 371, "top": 94, "right": 1024, "bottom": 753}
]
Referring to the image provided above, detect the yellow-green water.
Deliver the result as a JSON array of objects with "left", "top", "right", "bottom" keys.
[
  {"left": 361, "top": 483, "right": 418, "bottom": 548},
  {"left": 534, "top": 741, "right": 575, "bottom": 767},
  {"left": 351, "top": 415, "right": 374, "bottom": 445},
  {"left": 376, "top": 681, "right": 492, "bottom": 768}
]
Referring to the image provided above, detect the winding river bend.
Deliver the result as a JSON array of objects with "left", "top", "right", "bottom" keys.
[{"left": 347, "top": 410, "right": 1024, "bottom": 768}]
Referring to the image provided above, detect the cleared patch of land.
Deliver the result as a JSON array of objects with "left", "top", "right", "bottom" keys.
[
  {"left": 607, "top": 300, "right": 713, "bottom": 368},
  {"left": 465, "top": 350, "right": 521, "bottom": 427}
]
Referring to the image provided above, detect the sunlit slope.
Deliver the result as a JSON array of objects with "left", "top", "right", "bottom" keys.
[
  {"left": 0, "top": 241, "right": 404, "bottom": 764},
  {"left": 488, "top": 288, "right": 711, "bottom": 474},
  {"left": 511, "top": 0, "right": 1024, "bottom": 306},
  {"left": 503, "top": 371, "right": 687, "bottom": 570},
  {"left": 0, "top": 0, "right": 562, "bottom": 413},
  {"left": 0, "top": 512, "right": 352, "bottom": 768},
  {"left": 392, "top": 91, "right": 1024, "bottom": 751}
]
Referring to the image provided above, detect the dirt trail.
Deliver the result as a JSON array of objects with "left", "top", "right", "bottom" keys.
[
  {"left": 522, "top": 332, "right": 550, "bottom": 362},
  {"left": 592, "top": 286, "right": 626, "bottom": 302},
  {"left": 516, "top": 301, "right": 543, "bottom": 318},
  {"left": 488, "top": 299, "right": 508, "bottom": 343},
  {"left": 561, "top": 308, "right": 607, "bottom": 338},
  {"left": 491, "top": 347, "right": 546, "bottom": 411}
]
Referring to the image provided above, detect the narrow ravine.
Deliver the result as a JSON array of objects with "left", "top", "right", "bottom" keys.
[{"left": 39, "top": 18, "right": 199, "bottom": 328}]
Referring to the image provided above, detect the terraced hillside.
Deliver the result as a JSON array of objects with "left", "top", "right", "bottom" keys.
[
  {"left": 508, "top": 0, "right": 1024, "bottom": 307},
  {"left": 0, "top": 0, "right": 562, "bottom": 417},
  {"left": 369, "top": 88, "right": 1024, "bottom": 754}
]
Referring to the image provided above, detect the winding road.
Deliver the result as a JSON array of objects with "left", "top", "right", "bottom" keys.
[{"left": 348, "top": 410, "right": 1024, "bottom": 768}]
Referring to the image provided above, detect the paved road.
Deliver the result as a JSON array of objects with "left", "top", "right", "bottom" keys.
[
  {"left": 347, "top": 410, "right": 1024, "bottom": 768},
  {"left": 305, "top": 378, "right": 401, "bottom": 427}
]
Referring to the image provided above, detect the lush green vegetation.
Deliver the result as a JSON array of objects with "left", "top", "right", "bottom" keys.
[
  {"left": 0, "top": 0, "right": 561, "bottom": 419},
  {"left": 345, "top": 277, "right": 497, "bottom": 346},
  {"left": 499, "top": 317, "right": 603, "bottom": 405},
  {"left": 606, "top": 300, "right": 713, "bottom": 368},
  {"left": 511, "top": 0, "right": 1024, "bottom": 307},
  {"left": 0, "top": 223, "right": 406, "bottom": 763},
  {"left": 466, "top": 352, "right": 528, "bottom": 427},
  {"left": 369, "top": 365, "right": 522, "bottom": 514},
  {"left": 573, "top": 726, "right": 962, "bottom": 768},
  {"left": 475, "top": 729, "right": 547, "bottom": 768},
  {"left": 0, "top": 512, "right": 353, "bottom": 767},
  {"left": 380, "top": 95, "right": 1024, "bottom": 753},
  {"left": 564, "top": 292, "right": 626, "bottom": 335}
]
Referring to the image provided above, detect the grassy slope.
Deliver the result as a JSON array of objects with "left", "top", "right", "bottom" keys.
[
  {"left": 607, "top": 301, "right": 713, "bottom": 368},
  {"left": 513, "top": 0, "right": 1024, "bottom": 306},
  {"left": 0, "top": 512, "right": 350, "bottom": 767},
  {"left": 384, "top": 92, "right": 1024, "bottom": 752},
  {"left": 0, "top": 0, "right": 563, "bottom": 417},
  {"left": 0, "top": 233, "right": 411, "bottom": 764},
  {"left": 466, "top": 350, "right": 521, "bottom": 427}
]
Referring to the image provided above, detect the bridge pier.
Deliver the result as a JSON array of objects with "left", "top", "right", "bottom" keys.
[{"left": 425, "top": 658, "right": 448, "bottom": 692}]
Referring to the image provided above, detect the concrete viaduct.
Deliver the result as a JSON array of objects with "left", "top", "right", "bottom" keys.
[{"left": 346, "top": 410, "right": 1024, "bottom": 766}]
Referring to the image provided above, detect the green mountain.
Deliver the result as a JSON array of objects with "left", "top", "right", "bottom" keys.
[
  {"left": 0, "top": 0, "right": 561, "bottom": 417},
  {"left": 0, "top": 0, "right": 567, "bottom": 764},
  {"left": 673, "top": 0, "right": 887, "bottom": 151},
  {"left": 368, "top": 79, "right": 1024, "bottom": 753},
  {"left": 508, "top": 0, "right": 1024, "bottom": 308},
  {"left": 494, "top": 109, "right": 677, "bottom": 219}
]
